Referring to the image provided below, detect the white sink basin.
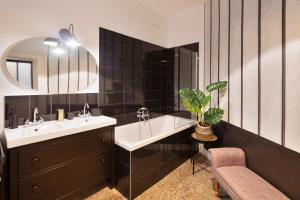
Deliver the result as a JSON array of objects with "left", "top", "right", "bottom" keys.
[
  {"left": 4, "top": 116, "right": 117, "bottom": 149},
  {"left": 17, "top": 122, "right": 64, "bottom": 135}
]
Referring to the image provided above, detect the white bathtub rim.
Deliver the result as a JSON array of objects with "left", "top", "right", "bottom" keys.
[{"left": 115, "top": 119, "right": 196, "bottom": 152}]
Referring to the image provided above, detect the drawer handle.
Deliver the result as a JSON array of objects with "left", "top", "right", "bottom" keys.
[
  {"left": 101, "top": 138, "right": 108, "bottom": 143},
  {"left": 32, "top": 185, "right": 39, "bottom": 192},
  {"left": 32, "top": 158, "right": 39, "bottom": 169}
]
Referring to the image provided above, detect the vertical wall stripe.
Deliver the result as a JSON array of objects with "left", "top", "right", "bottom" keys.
[
  {"left": 258, "top": 0, "right": 261, "bottom": 136},
  {"left": 57, "top": 58, "right": 60, "bottom": 94},
  {"left": 191, "top": 52, "right": 193, "bottom": 88},
  {"left": 260, "top": 0, "right": 282, "bottom": 144},
  {"left": 242, "top": 0, "right": 259, "bottom": 134},
  {"left": 58, "top": 58, "right": 60, "bottom": 94},
  {"left": 77, "top": 48, "right": 80, "bottom": 91},
  {"left": 228, "top": 0, "right": 231, "bottom": 121},
  {"left": 204, "top": 4, "right": 206, "bottom": 90},
  {"left": 241, "top": 0, "right": 244, "bottom": 128},
  {"left": 204, "top": 1, "right": 212, "bottom": 88},
  {"left": 177, "top": 48, "right": 181, "bottom": 111},
  {"left": 67, "top": 48, "right": 70, "bottom": 93},
  {"left": 281, "top": 0, "right": 286, "bottom": 146},
  {"left": 87, "top": 52, "right": 90, "bottom": 86},
  {"left": 197, "top": 52, "right": 200, "bottom": 90},
  {"left": 217, "top": 0, "right": 221, "bottom": 107},
  {"left": 219, "top": 0, "right": 229, "bottom": 121},
  {"left": 47, "top": 46, "right": 50, "bottom": 93},
  {"left": 229, "top": 0, "right": 242, "bottom": 126},
  {"left": 210, "top": 0, "right": 212, "bottom": 85},
  {"left": 285, "top": 0, "right": 300, "bottom": 153}
]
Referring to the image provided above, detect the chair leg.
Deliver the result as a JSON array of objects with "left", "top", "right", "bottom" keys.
[{"left": 213, "top": 179, "right": 221, "bottom": 197}]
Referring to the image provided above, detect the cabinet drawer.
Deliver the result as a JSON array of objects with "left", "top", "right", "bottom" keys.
[
  {"left": 19, "top": 128, "right": 112, "bottom": 177},
  {"left": 19, "top": 152, "right": 111, "bottom": 200}
]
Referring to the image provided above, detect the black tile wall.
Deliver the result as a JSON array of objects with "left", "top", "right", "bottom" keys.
[
  {"left": 5, "top": 96, "right": 29, "bottom": 126},
  {"left": 52, "top": 94, "right": 69, "bottom": 114},
  {"left": 29, "top": 95, "right": 52, "bottom": 121},
  {"left": 99, "top": 28, "right": 177, "bottom": 125},
  {"left": 4, "top": 93, "right": 99, "bottom": 127},
  {"left": 4, "top": 28, "right": 198, "bottom": 127}
]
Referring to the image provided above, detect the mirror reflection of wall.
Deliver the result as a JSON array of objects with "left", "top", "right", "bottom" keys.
[{"left": 3, "top": 37, "right": 98, "bottom": 93}]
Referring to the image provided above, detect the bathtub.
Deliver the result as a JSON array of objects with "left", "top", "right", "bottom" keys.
[
  {"left": 114, "top": 115, "right": 196, "bottom": 199},
  {"left": 115, "top": 115, "right": 195, "bottom": 151}
]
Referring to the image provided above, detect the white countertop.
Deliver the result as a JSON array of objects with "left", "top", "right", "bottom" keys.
[{"left": 4, "top": 116, "right": 117, "bottom": 149}]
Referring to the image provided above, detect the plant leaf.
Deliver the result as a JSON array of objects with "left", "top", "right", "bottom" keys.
[
  {"left": 204, "top": 108, "right": 224, "bottom": 125},
  {"left": 203, "top": 95, "right": 211, "bottom": 108},
  {"left": 206, "top": 81, "right": 227, "bottom": 92},
  {"left": 179, "top": 88, "right": 206, "bottom": 115}
]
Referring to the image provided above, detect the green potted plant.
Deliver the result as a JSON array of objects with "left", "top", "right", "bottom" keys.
[{"left": 179, "top": 81, "right": 227, "bottom": 139}]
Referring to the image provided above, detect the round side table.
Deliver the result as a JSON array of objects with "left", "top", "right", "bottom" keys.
[{"left": 190, "top": 132, "right": 218, "bottom": 175}]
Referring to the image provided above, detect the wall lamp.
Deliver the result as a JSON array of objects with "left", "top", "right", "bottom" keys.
[
  {"left": 59, "top": 24, "right": 81, "bottom": 48},
  {"left": 43, "top": 24, "right": 81, "bottom": 54}
]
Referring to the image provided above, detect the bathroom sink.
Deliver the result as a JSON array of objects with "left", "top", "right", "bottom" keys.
[
  {"left": 21, "top": 122, "right": 64, "bottom": 134},
  {"left": 4, "top": 115, "right": 117, "bottom": 149}
]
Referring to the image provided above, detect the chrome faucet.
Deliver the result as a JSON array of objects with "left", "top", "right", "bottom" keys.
[
  {"left": 83, "top": 103, "right": 90, "bottom": 118},
  {"left": 33, "top": 107, "right": 38, "bottom": 123},
  {"left": 137, "top": 107, "right": 150, "bottom": 122},
  {"left": 24, "top": 107, "right": 44, "bottom": 126}
]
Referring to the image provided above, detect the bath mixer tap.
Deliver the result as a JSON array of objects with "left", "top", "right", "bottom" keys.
[{"left": 137, "top": 107, "right": 150, "bottom": 122}]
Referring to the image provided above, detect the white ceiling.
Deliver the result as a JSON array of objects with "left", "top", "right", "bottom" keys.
[{"left": 136, "top": 0, "right": 205, "bottom": 18}]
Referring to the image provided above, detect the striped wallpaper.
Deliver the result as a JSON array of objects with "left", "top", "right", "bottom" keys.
[
  {"left": 47, "top": 47, "right": 98, "bottom": 94},
  {"left": 204, "top": 0, "right": 300, "bottom": 153}
]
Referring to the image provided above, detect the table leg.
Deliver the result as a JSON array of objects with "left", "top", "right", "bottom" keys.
[{"left": 192, "top": 143, "right": 195, "bottom": 175}]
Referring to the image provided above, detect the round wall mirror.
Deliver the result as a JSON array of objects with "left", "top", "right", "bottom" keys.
[{"left": 2, "top": 37, "right": 98, "bottom": 93}]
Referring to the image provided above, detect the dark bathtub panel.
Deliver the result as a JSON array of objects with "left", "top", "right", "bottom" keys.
[
  {"left": 116, "top": 126, "right": 195, "bottom": 199},
  {"left": 115, "top": 145, "right": 130, "bottom": 166},
  {"left": 131, "top": 143, "right": 160, "bottom": 199},
  {"left": 115, "top": 161, "right": 130, "bottom": 199}
]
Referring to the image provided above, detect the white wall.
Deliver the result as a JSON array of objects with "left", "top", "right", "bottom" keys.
[
  {"left": 0, "top": 0, "right": 205, "bottom": 136},
  {"left": 0, "top": 0, "right": 169, "bottom": 137},
  {"left": 0, "top": 0, "right": 169, "bottom": 95},
  {"left": 205, "top": 0, "right": 300, "bottom": 153}
]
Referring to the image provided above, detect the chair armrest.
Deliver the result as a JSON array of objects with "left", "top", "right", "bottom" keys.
[{"left": 209, "top": 148, "right": 246, "bottom": 171}]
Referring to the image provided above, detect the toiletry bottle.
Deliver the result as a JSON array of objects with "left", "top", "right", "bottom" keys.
[
  {"left": 57, "top": 109, "right": 65, "bottom": 121},
  {"left": 9, "top": 108, "right": 18, "bottom": 129}
]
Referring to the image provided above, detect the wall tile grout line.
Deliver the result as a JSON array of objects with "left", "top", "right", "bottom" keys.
[{"left": 281, "top": 0, "right": 286, "bottom": 146}]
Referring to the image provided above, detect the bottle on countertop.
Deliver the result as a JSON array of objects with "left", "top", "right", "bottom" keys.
[
  {"left": 57, "top": 109, "right": 65, "bottom": 121},
  {"left": 8, "top": 108, "right": 18, "bottom": 129}
]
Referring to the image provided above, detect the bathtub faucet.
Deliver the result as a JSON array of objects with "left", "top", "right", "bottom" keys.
[{"left": 137, "top": 107, "right": 150, "bottom": 122}]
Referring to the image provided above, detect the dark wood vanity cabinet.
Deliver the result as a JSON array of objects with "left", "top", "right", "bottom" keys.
[{"left": 7, "top": 126, "right": 115, "bottom": 200}]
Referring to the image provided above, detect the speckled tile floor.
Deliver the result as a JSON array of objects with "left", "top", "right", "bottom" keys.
[{"left": 84, "top": 156, "right": 221, "bottom": 200}]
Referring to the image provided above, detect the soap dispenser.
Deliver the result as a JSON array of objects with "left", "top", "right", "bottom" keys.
[{"left": 8, "top": 108, "right": 18, "bottom": 129}]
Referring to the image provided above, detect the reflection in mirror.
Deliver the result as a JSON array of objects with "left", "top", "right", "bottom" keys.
[{"left": 4, "top": 37, "right": 98, "bottom": 93}]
